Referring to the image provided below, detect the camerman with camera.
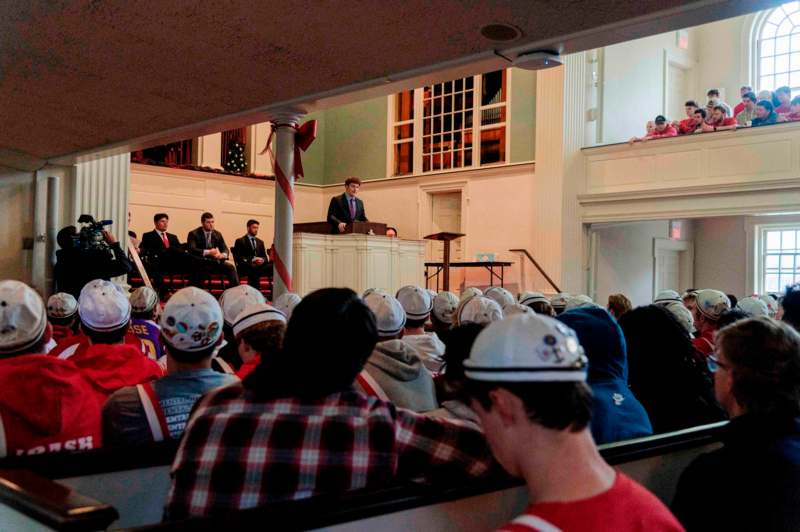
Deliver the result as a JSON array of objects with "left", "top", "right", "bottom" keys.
[{"left": 54, "top": 216, "right": 133, "bottom": 298}]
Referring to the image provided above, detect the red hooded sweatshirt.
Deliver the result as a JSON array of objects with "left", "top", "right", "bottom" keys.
[
  {"left": 66, "top": 343, "right": 164, "bottom": 405},
  {"left": 0, "top": 354, "right": 102, "bottom": 457},
  {"left": 49, "top": 331, "right": 144, "bottom": 360}
]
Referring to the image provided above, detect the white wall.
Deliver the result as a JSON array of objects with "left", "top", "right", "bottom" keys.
[
  {"left": 693, "top": 216, "right": 748, "bottom": 296},
  {"left": 593, "top": 220, "right": 671, "bottom": 307},
  {"left": 601, "top": 29, "right": 698, "bottom": 144},
  {"left": 0, "top": 167, "right": 35, "bottom": 284}
]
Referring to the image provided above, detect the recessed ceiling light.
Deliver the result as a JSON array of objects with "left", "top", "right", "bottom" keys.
[{"left": 480, "top": 23, "right": 522, "bottom": 43}]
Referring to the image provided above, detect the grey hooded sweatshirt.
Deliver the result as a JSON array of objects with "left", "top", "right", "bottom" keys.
[{"left": 361, "top": 339, "right": 438, "bottom": 413}]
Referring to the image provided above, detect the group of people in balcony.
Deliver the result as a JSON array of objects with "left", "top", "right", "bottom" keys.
[{"left": 630, "top": 85, "right": 800, "bottom": 144}]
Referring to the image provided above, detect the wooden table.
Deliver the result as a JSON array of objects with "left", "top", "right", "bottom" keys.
[
  {"left": 423, "top": 232, "right": 464, "bottom": 292},
  {"left": 424, "top": 261, "right": 512, "bottom": 291}
]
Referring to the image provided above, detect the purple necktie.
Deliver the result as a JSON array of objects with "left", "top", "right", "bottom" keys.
[{"left": 349, "top": 198, "right": 356, "bottom": 220}]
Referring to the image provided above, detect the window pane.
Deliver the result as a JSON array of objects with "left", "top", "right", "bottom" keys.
[
  {"left": 423, "top": 135, "right": 431, "bottom": 154},
  {"left": 480, "top": 127, "right": 506, "bottom": 165},
  {"left": 777, "top": 54, "right": 790, "bottom": 73},
  {"left": 779, "top": 18, "right": 794, "bottom": 36},
  {"left": 766, "top": 273, "right": 780, "bottom": 292},
  {"left": 781, "top": 254, "right": 795, "bottom": 269},
  {"left": 394, "top": 124, "right": 413, "bottom": 140},
  {"left": 762, "top": 38, "right": 776, "bottom": 57},
  {"left": 784, "top": 230, "right": 798, "bottom": 250},
  {"left": 787, "top": 2, "right": 800, "bottom": 15},
  {"left": 481, "top": 106, "right": 506, "bottom": 126},
  {"left": 792, "top": 53, "right": 800, "bottom": 70},
  {"left": 769, "top": 9, "right": 785, "bottom": 25},
  {"left": 763, "top": 56, "right": 776, "bottom": 75},
  {"left": 766, "top": 254, "right": 780, "bottom": 269},
  {"left": 761, "top": 75, "right": 775, "bottom": 91},
  {"left": 423, "top": 155, "right": 431, "bottom": 173},
  {"left": 393, "top": 142, "right": 413, "bottom": 176},
  {"left": 763, "top": 22, "right": 778, "bottom": 39},
  {"left": 780, "top": 274, "right": 794, "bottom": 289},
  {"left": 776, "top": 72, "right": 790, "bottom": 87},
  {"left": 481, "top": 70, "right": 506, "bottom": 106},
  {"left": 793, "top": 33, "right": 800, "bottom": 51},
  {"left": 395, "top": 90, "right": 414, "bottom": 122},
  {"left": 767, "top": 231, "right": 782, "bottom": 250},
  {"left": 777, "top": 35, "right": 791, "bottom": 54},
  {"left": 464, "top": 149, "right": 473, "bottom": 166}
]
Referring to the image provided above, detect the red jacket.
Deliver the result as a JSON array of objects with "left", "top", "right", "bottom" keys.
[
  {"left": 646, "top": 125, "right": 678, "bottom": 139},
  {"left": 733, "top": 101, "right": 745, "bottom": 117},
  {"left": 50, "top": 331, "right": 145, "bottom": 359},
  {"left": 677, "top": 118, "right": 700, "bottom": 135},
  {"left": 0, "top": 355, "right": 102, "bottom": 457},
  {"left": 692, "top": 329, "right": 715, "bottom": 358},
  {"left": 236, "top": 354, "right": 261, "bottom": 380},
  {"left": 51, "top": 324, "right": 76, "bottom": 344},
  {"left": 66, "top": 343, "right": 164, "bottom": 405}
]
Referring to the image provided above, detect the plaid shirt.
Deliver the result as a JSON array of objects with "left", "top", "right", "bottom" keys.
[{"left": 165, "top": 384, "right": 493, "bottom": 519}]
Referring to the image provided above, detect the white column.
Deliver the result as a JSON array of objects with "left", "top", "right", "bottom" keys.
[
  {"left": 270, "top": 111, "right": 304, "bottom": 299},
  {"left": 73, "top": 153, "right": 131, "bottom": 244}
]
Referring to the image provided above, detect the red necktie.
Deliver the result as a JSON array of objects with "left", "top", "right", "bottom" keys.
[{"left": 161, "top": 233, "right": 169, "bottom": 249}]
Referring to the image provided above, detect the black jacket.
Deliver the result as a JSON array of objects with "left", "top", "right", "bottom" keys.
[
  {"left": 140, "top": 230, "right": 181, "bottom": 258},
  {"left": 187, "top": 227, "right": 230, "bottom": 259},
  {"left": 327, "top": 193, "right": 367, "bottom": 232},
  {"left": 672, "top": 413, "right": 800, "bottom": 531},
  {"left": 54, "top": 244, "right": 133, "bottom": 298},
  {"left": 232, "top": 235, "right": 268, "bottom": 269}
]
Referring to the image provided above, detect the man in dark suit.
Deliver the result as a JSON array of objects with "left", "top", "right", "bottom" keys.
[
  {"left": 186, "top": 212, "right": 239, "bottom": 288},
  {"left": 140, "top": 213, "right": 185, "bottom": 295},
  {"left": 327, "top": 176, "right": 367, "bottom": 234},
  {"left": 233, "top": 219, "right": 272, "bottom": 289}
]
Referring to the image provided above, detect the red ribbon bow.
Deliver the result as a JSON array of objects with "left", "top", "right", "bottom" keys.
[{"left": 259, "top": 120, "right": 318, "bottom": 181}]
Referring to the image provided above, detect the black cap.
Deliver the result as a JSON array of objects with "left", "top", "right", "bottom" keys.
[{"left": 654, "top": 115, "right": 667, "bottom": 124}]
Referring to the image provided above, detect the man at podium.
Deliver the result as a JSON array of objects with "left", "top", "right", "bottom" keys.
[{"left": 327, "top": 176, "right": 367, "bottom": 233}]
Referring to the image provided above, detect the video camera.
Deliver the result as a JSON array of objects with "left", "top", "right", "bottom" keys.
[{"left": 77, "top": 214, "right": 113, "bottom": 252}]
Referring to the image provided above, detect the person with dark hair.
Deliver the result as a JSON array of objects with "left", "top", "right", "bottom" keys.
[
  {"left": 232, "top": 303, "right": 286, "bottom": 380},
  {"left": 716, "top": 307, "right": 750, "bottom": 329},
  {"left": 50, "top": 280, "right": 163, "bottom": 408},
  {"left": 619, "top": 305, "right": 725, "bottom": 434},
  {"left": 519, "top": 292, "right": 556, "bottom": 316},
  {"left": 0, "top": 280, "right": 102, "bottom": 457},
  {"left": 752, "top": 100, "right": 778, "bottom": 127},
  {"left": 232, "top": 219, "right": 272, "bottom": 289},
  {"left": 102, "top": 288, "right": 237, "bottom": 446},
  {"left": 607, "top": 293, "right": 632, "bottom": 319},
  {"left": 140, "top": 213, "right": 185, "bottom": 296},
  {"left": 187, "top": 212, "right": 239, "bottom": 288},
  {"left": 165, "top": 287, "right": 494, "bottom": 518},
  {"left": 706, "top": 88, "right": 732, "bottom": 117},
  {"left": 385, "top": 226, "right": 398, "bottom": 238},
  {"left": 557, "top": 307, "right": 652, "bottom": 444},
  {"left": 726, "top": 293, "right": 738, "bottom": 309},
  {"left": 782, "top": 284, "right": 800, "bottom": 332},
  {"left": 630, "top": 115, "right": 678, "bottom": 143},
  {"left": 701, "top": 105, "right": 737, "bottom": 132},
  {"left": 462, "top": 314, "right": 682, "bottom": 531},
  {"left": 775, "top": 85, "right": 793, "bottom": 115},
  {"left": 736, "top": 92, "right": 758, "bottom": 126},
  {"left": 733, "top": 85, "right": 754, "bottom": 116},
  {"left": 326, "top": 177, "right": 368, "bottom": 233},
  {"left": 674, "top": 100, "right": 700, "bottom": 135},
  {"left": 54, "top": 223, "right": 133, "bottom": 298},
  {"left": 673, "top": 318, "right": 800, "bottom": 531}
]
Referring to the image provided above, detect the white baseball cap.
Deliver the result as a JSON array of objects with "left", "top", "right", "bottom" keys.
[
  {"left": 0, "top": 280, "right": 48, "bottom": 355},
  {"left": 47, "top": 292, "right": 78, "bottom": 319},
  {"left": 550, "top": 293, "right": 570, "bottom": 310},
  {"left": 663, "top": 301, "right": 694, "bottom": 336},
  {"left": 129, "top": 286, "right": 159, "bottom": 315},
  {"left": 460, "top": 287, "right": 483, "bottom": 301},
  {"left": 426, "top": 289, "right": 438, "bottom": 301},
  {"left": 364, "top": 292, "right": 406, "bottom": 337},
  {"left": 363, "top": 288, "right": 388, "bottom": 299},
  {"left": 456, "top": 296, "right": 503, "bottom": 326},
  {"left": 273, "top": 292, "right": 302, "bottom": 320},
  {"left": 737, "top": 296, "right": 770, "bottom": 317},
  {"left": 160, "top": 287, "right": 223, "bottom": 352},
  {"left": 564, "top": 294, "right": 597, "bottom": 312},
  {"left": 654, "top": 290, "right": 682, "bottom": 305},
  {"left": 219, "top": 285, "right": 265, "bottom": 326},
  {"left": 519, "top": 291, "right": 549, "bottom": 306},
  {"left": 432, "top": 291, "right": 459, "bottom": 325},
  {"left": 396, "top": 285, "right": 433, "bottom": 320},
  {"left": 464, "top": 314, "right": 588, "bottom": 382},
  {"left": 758, "top": 294, "right": 779, "bottom": 318},
  {"left": 484, "top": 286, "right": 515, "bottom": 309},
  {"left": 503, "top": 303, "right": 535, "bottom": 318},
  {"left": 232, "top": 303, "right": 287, "bottom": 338},
  {"left": 695, "top": 289, "right": 731, "bottom": 321},
  {"left": 79, "top": 280, "right": 131, "bottom": 332}
]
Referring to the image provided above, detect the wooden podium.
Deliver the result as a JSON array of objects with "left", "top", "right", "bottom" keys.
[
  {"left": 424, "top": 232, "right": 464, "bottom": 291},
  {"left": 294, "top": 221, "right": 387, "bottom": 235}
]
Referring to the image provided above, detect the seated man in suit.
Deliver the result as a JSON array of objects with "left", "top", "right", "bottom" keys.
[
  {"left": 186, "top": 212, "right": 239, "bottom": 288},
  {"left": 140, "top": 213, "right": 185, "bottom": 295},
  {"left": 327, "top": 177, "right": 367, "bottom": 233},
  {"left": 233, "top": 219, "right": 272, "bottom": 289}
]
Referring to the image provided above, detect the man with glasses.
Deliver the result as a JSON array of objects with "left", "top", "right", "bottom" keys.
[{"left": 673, "top": 317, "right": 800, "bottom": 531}]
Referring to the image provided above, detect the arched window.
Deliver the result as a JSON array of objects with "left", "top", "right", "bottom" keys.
[{"left": 757, "top": 1, "right": 800, "bottom": 92}]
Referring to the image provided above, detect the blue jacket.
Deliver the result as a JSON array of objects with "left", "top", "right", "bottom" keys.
[
  {"left": 557, "top": 307, "right": 652, "bottom": 444},
  {"left": 673, "top": 413, "right": 800, "bottom": 531}
]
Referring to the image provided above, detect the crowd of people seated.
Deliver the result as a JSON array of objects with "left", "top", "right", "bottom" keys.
[
  {"left": 2, "top": 266, "right": 800, "bottom": 530},
  {"left": 630, "top": 85, "right": 800, "bottom": 144}
]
